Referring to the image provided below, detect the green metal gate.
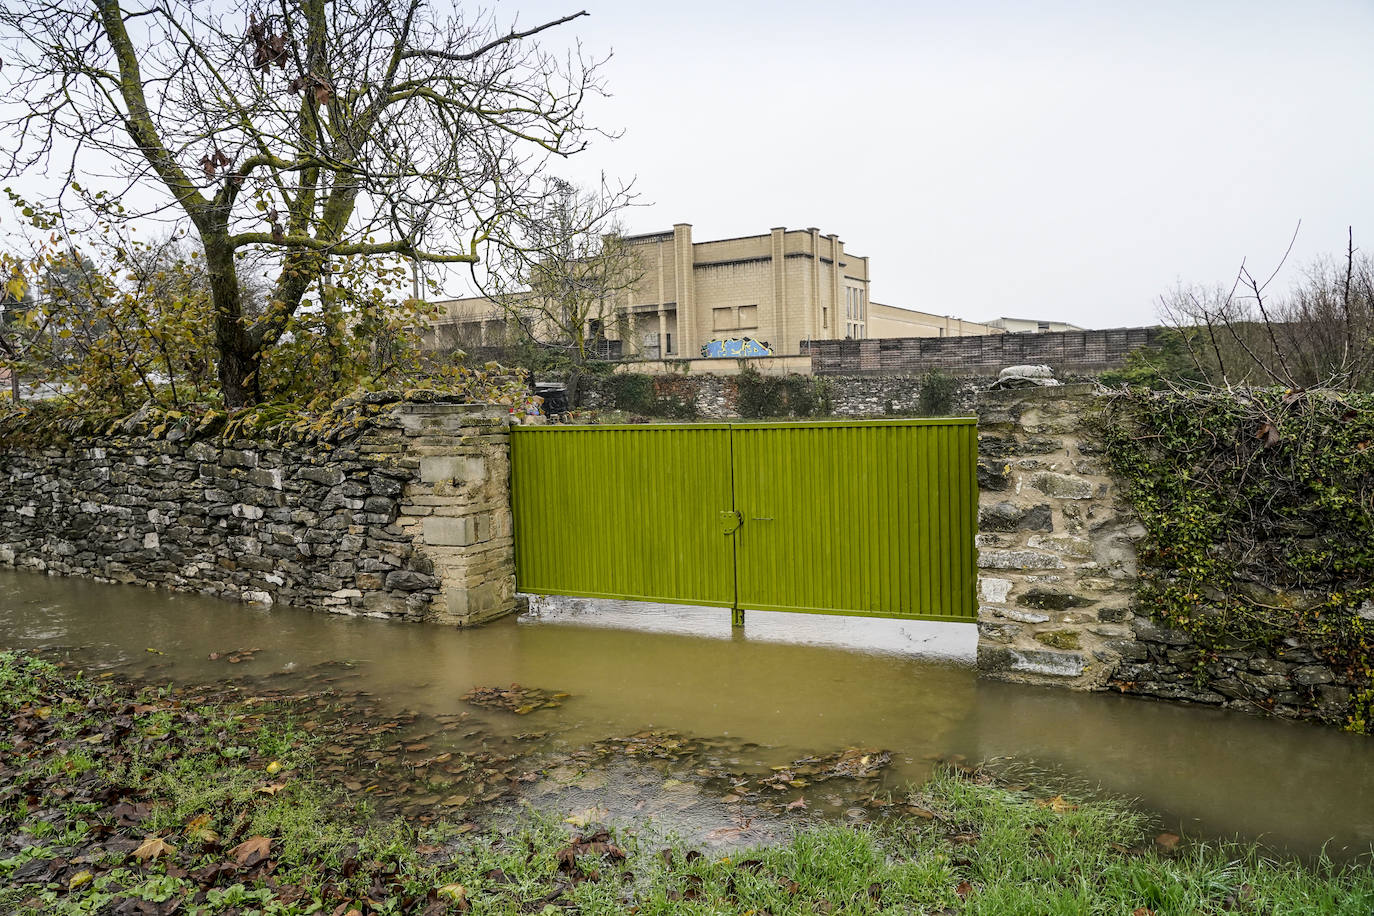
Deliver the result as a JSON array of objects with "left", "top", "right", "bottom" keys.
[{"left": 510, "top": 418, "right": 977, "bottom": 623}]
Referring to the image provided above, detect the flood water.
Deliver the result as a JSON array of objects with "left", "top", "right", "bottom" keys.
[{"left": 2, "top": 568, "right": 1373, "bottom": 859}]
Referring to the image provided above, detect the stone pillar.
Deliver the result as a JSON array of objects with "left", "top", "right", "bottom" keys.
[
  {"left": 673, "top": 223, "right": 695, "bottom": 357},
  {"left": 772, "top": 227, "right": 788, "bottom": 350},
  {"left": 974, "top": 384, "right": 1144, "bottom": 688},
  {"left": 394, "top": 403, "right": 518, "bottom": 626}
]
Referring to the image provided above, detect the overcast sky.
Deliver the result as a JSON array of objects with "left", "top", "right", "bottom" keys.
[{"left": 497, "top": 0, "right": 1374, "bottom": 328}]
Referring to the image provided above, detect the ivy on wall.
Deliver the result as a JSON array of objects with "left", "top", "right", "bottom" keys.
[{"left": 1100, "top": 388, "right": 1374, "bottom": 731}]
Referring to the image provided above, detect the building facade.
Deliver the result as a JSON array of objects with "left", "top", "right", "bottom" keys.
[
  {"left": 426, "top": 224, "right": 1000, "bottom": 359},
  {"left": 985, "top": 316, "right": 1084, "bottom": 333},
  {"left": 867, "top": 303, "right": 1002, "bottom": 338}
]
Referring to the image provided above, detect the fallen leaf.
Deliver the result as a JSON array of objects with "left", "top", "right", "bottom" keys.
[
  {"left": 228, "top": 835, "right": 273, "bottom": 867},
  {"left": 1155, "top": 832, "right": 1180, "bottom": 851},
  {"left": 1037, "top": 795, "right": 1078, "bottom": 813},
  {"left": 955, "top": 880, "right": 973, "bottom": 898},
  {"left": 437, "top": 883, "right": 467, "bottom": 903},
  {"left": 1132, "top": 908, "right": 1155, "bottom": 916},
  {"left": 184, "top": 813, "right": 219, "bottom": 844},
  {"left": 565, "top": 806, "right": 609, "bottom": 827},
  {"left": 785, "top": 797, "right": 808, "bottom": 810},
  {"left": 265, "top": 760, "right": 283, "bottom": 776},
  {"left": 258, "top": 782, "right": 288, "bottom": 796},
  {"left": 132, "top": 835, "right": 175, "bottom": 862}
]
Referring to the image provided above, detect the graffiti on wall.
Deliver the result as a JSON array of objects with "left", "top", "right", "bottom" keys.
[{"left": 700, "top": 337, "right": 773, "bottom": 358}]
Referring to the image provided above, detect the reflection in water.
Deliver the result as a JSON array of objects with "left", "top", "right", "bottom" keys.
[{"left": 0, "top": 569, "right": 1371, "bottom": 858}]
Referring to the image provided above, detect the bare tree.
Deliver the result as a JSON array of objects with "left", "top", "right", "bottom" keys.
[
  {"left": 478, "top": 179, "right": 643, "bottom": 405},
  {"left": 1, "top": 0, "right": 609, "bottom": 406},
  {"left": 1159, "top": 228, "right": 1374, "bottom": 391}
]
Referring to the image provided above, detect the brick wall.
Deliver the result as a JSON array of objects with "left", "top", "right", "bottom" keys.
[{"left": 809, "top": 327, "right": 1165, "bottom": 376}]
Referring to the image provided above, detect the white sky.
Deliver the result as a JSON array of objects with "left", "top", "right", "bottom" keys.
[{"left": 498, "top": 0, "right": 1374, "bottom": 328}]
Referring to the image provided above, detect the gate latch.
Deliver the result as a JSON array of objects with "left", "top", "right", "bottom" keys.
[{"left": 719, "top": 510, "right": 742, "bottom": 535}]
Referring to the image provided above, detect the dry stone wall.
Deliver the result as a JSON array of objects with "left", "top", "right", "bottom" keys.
[
  {"left": 971, "top": 384, "right": 1362, "bottom": 728},
  {"left": 582, "top": 372, "right": 984, "bottom": 419},
  {"left": 0, "top": 401, "right": 516, "bottom": 626}
]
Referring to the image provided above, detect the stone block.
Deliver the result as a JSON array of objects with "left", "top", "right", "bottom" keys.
[
  {"left": 221, "top": 449, "right": 258, "bottom": 469},
  {"left": 1133, "top": 616, "right": 1193, "bottom": 646},
  {"left": 1029, "top": 471, "right": 1095, "bottom": 499},
  {"left": 979, "top": 576, "right": 1013, "bottom": 604},
  {"left": 977, "top": 548, "right": 1064, "bottom": 570},
  {"left": 420, "top": 455, "right": 486, "bottom": 484},
  {"left": 1027, "top": 534, "right": 1092, "bottom": 558},
  {"left": 978, "top": 621, "right": 1021, "bottom": 643},
  {"left": 298, "top": 466, "right": 345, "bottom": 486},
  {"left": 979, "top": 501, "right": 1053, "bottom": 532},
  {"left": 1034, "top": 629, "right": 1081, "bottom": 650},
  {"left": 1292, "top": 665, "right": 1335, "bottom": 686},
  {"left": 1248, "top": 657, "right": 1290, "bottom": 676},
  {"left": 995, "top": 606, "right": 1049, "bottom": 624},
  {"left": 978, "top": 645, "right": 1085, "bottom": 678},
  {"left": 977, "top": 459, "right": 1012, "bottom": 492},
  {"left": 1017, "top": 586, "right": 1092, "bottom": 610},
  {"left": 424, "top": 515, "right": 476, "bottom": 547},
  {"left": 385, "top": 569, "right": 440, "bottom": 591}
]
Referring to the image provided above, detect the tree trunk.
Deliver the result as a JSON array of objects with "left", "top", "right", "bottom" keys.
[
  {"left": 203, "top": 237, "right": 258, "bottom": 408},
  {"left": 565, "top": 366, "right": 582, "bottom": 410}
]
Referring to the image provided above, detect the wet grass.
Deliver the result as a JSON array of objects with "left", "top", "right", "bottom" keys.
[{"left": 2, "top": 649, "right": 1372, "bottom": 915}]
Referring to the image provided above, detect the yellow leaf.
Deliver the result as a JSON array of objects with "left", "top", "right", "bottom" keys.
[
  {"left": 258, "top": 782, "right": 287, "bottom": 796},
  {"left": 438, "top": 884, "right": 467, "bottom": 903},
  {"left": 1036, "top": 795, "right": 1078, "bottom": 814},
  {"left": 564, "top": 806, "right": 609, "bottom": 827},
  {"left": 69, "top": 870, "right": 93, "bottom": 888},
  {"left": 185, "top": 813, "right": 219, "bottom": 844},
  {"left": 132, "top": 835, "right": 175, "bottom": 862},
  {"left": 265, "top": 760, "right": 283, "bottom": 776}
]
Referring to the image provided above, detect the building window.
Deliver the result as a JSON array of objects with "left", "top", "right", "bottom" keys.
[
  {"left": 665, "top": 332, "right": 673, "bottom": 355},
  {"left": 738, "top": 304, "right": 758, "bottom": 329},
  {"left": 712, "top": 307, "right": 736, "bottom": 331},
  {"left": 822, "top": 306, "right": 828, "bottom": 328}
]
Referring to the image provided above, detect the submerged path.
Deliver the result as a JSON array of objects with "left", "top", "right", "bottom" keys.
[{"left": 1, "top": 569, "right": 1372, "bottom": 858}]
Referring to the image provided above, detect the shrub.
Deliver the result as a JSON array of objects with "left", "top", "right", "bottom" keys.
[{"left": 917, "top": 371, "right": 959, "bottom": 416}]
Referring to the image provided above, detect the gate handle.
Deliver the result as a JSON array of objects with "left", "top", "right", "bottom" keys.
[
  {"left": 752, "top": 516, "right": 774, "bottom": 521},
  {"left": 719, "top": 510, "right": 742, "bottom": 535}
]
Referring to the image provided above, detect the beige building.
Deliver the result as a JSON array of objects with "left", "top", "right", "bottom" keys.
[
  {"left": 985, "top": 316, "right": 1084, "bottom": 333},
  {"left": 426, "top": 224, "right": 998, "bottom": 359},
  {"left": 867, "top": 303, "right": 1002, "bottom": 338}
]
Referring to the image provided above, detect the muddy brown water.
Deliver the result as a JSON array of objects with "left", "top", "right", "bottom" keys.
[{"left": 2, "top": 569, "right": 1372, "bottom": 859}]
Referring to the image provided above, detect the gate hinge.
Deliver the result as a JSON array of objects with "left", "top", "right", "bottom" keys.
[{"left": 719, "top": 510, "right": 742, "bottom": 535}]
